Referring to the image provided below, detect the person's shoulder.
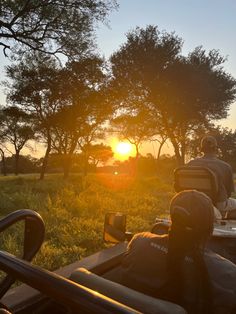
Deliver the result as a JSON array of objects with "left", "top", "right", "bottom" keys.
[
  {"left": 187, "top": 157, "right": 202, "bottom": 164},
  {"left": 216, "top": 158, "right": 233, "bottom": 170},
  {"left": 131, "top": 232, "right": 164, "bottom": 242},
  {"left": 128, "top": 232, "right": 167, "bottom": 249},
  {"left": 205, "top": 250, "right": 236, "bottom": 274}
]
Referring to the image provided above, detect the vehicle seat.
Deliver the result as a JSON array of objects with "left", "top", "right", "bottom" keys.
[
  {"left": 174, "top": 166, "right": 218, "bottom": 205},
  {"left": 70, "top": 267, "right": 186, "bottom": 314}
]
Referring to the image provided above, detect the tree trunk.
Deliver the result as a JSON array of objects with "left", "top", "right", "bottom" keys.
[
  {"left": 170, "top": 138, "right": 183, "bottom": 166},
  {"left": 63, "top": 155, "right": 72, "bottom": 179},
  {"left": 161, "top": 116, "right": 183, "bottom": 166},
  {"left": 157, "top": 138, "right": 167, "bottom": 160},
  {"left": 40, "top": 132, "right": 51, "bottom": 180},
  {"left": 0, "top": 149, "right": 7, "bottom": 176},
  {"left": 180, "top": 140, "right": 186, "bottom": 165},
  {"left": 132, "top": 144, "right": 139, "bottom": 176},
  {"left": 15, "top": 151, "right": 20, "bottom": 175},
  {"left": 63, "top": 140, "right": 78, "bottom": 179},
  {"left": 83, "top": 153, "right": 89, "bottom": 176}
]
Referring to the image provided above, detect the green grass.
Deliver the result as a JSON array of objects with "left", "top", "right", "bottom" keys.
[{"left": 0, "top": 173, "right": 174, "bottom": 271}]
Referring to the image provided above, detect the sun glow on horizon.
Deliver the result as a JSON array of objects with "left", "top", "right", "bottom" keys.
[
  {"left": 116, "top": 142, "right": 132, "bottom": 155},
  {"left": 111, "top": 140, "right": 135, "bottom": 160}
]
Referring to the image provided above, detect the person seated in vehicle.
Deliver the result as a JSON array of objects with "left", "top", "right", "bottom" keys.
[
  {"left": 121, "top": 190, "right": 236, "bottom": 314},
  {"left": 187, "top": 135, "right": 236, "bottom": 216}
]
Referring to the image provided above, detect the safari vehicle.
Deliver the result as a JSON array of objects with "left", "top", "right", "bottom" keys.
[
  {"left": 0, "top": 166, "right": 236, "bottom": 313},
  {"left": 0, "top": 210, "right": 186, "bottom": 314}
]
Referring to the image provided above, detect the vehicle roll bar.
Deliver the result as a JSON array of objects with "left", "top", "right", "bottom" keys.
[
  {"left": 0, "top": 251, "right": 139, "bottom": 314},
  {"left": 0, "top": 210, "right": 45, "bottom": 298}
]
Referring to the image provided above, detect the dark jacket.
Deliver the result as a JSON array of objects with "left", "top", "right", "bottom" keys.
[
  {"left": 188, "top": 154, "right": 234, "bottom": 202},
  {"left": 121, "top": 232, "right": 236, "bottom": 314}
]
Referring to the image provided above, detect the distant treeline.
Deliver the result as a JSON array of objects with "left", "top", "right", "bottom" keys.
[
  {"left": 2, "top": 148, "right": 236, "bottom": 178},
  {"left": 1, "top": 153, "right": 178, "bottom": 176}
]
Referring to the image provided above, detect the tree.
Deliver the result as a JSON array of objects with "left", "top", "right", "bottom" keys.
[
  {"left": 0, "top": 143, "right": 8, "bottom": 176},
  {"left": 0, "top": 106, "right": 34, "bottom": 175},
  {"left": 112, "top": 110, "right": 157, "bottom": 158},
  {"left": 188, "top": 127, "right": 236, "bottom": 170},
  {"left": 86, "top": 143, "right": 113, "bottom": 166},
  {"left": 216, "top": 128, "right": 236, "bottom": 170},
  {"left": 50, "top": 57, "right": 111, "bottom": 178},
  {"left": 5, "top": 53, "right": 63, "bottom": 179},
  {"left": 0, "top": 0, "right": 117, "bottom": 58},
  {"left": 6, "top": 53, "right": 111, "bottom": 179},
  {"left": 0, "top": 114, "right": 8, "bottom": 176},
  {"left": 110, "top": 26, "right": 236, "bottom": 165},
  {"left": 2, "top": 154, "right": 40, "bottom": 174},
  {"left": 154, "top": 48, "right": 236, "bottom": 164}
]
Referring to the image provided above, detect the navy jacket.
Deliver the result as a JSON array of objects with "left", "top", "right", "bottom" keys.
[{"left": 121, "top": 232, "right": 236, "bottom": 314}]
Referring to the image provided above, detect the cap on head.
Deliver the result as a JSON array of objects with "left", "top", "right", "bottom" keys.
[
  {"left": 170, "top": 190, "right": 214, "bottom": 238},
  {"left": 200, "top": 135, "right": 217, "bottom": 153}
]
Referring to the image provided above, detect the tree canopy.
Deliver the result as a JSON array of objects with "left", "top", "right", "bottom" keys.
[
  {"left": 0, "top": 105, "right": 34, "bottom": 174},
  {"left": 110, "top": 25, "right": 236, "bottom": 164},
  {"left": 0, "top": 0, "right": 117, "bottom": 58},
  {"left": 5, "top": 52, "right": 111, "bottom": 178}
]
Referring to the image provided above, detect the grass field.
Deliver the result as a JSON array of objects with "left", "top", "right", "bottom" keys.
[{"left": 0, "top": 173, "right": 174, "bottom": 271}]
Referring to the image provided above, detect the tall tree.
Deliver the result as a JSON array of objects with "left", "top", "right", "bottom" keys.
[
  {"left": 0, "top": 106, "right": 34, "bottom": 175},
  {"left": 5, "top": 53, "right": 63, "bottom": 179},
  {"left": 50, "top": 57, "right": 110, "bottom": 178},
  {"left": 0, "top": 0, "right": 117, "bottom": 58},
  {"left": 110, "top": 26, "right": 236, "bottom": 165},
  {"left": 0, "top": 125, "right": 8, "bottom": 176},
  {"left": 155, "top": 48, "right": 236, "bottom": 164}
]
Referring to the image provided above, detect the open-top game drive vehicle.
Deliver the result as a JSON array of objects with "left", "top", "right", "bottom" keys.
[
  {"left": 0, "top": 209, "right": 186, "bottom": 314},
  {"left": 0, "top": 166, "right": 236, "bottom": 313}
]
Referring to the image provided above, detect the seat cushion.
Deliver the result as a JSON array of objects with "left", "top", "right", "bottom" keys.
[{"left": 71, "top": 268, "right": 186, "bottom": 314}]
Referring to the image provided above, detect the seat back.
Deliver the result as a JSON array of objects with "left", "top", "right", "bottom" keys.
[
  {"left": 71, "top": 268, "right": 187, "bottom": 314},
  {"left": 174, "top": 166, "right": 218, "bottom": 204}
]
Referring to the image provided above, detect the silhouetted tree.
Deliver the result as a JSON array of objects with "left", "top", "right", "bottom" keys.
[
  {"left": 188, "top": 127, "right": 236, "bottom": 170},
  {"left": 6, "top": 53, "right": 111, "bottom": 179},
  {"left": 0, "top": 148, "right": 7, "bottom": 176},
  {"left": 3, "top": 154, "right": 39, "bottom": 174},
  {"left": 86, "top": 143, "right": 113, "bottom": 166},
  {"left": 0, "top": 115, "right": 8, "bottom": 176},
  {"left": 216, "top": 128, "right": 236, "bottom": 169},
  {"left": 112, "top": 110, "right": 157, "bottom": 159},
  {"left": 150, "top": 134, "right": 168, "bottom": 160},
  {"left": 110, "top": 26, "right": 236, "bottom": 165},
  {"left": 0, "top": 106, "right": 34, "bottom": 175},
  {"left": 0, "top": 0, "right": 117, "bottom": 58},
  {"left": 5, "top": 53, "right": 63, "bottom": 179},
  {"left": 50, "top": 57, "right": 111, "bottom": 178}
]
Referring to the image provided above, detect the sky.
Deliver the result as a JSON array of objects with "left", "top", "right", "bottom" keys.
[
  {"left": 96, "top": 0, "right": 236, "bottom": 128},
  {"left": 95, "top": 0, "right": 236, "bottom": 157},
  {"left": 0, "top": 0, "right": 236, "bottom": 158}
]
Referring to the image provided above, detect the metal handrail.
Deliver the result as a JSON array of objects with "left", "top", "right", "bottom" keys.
[{"left": 0, "top": 251, "right": 139, "bottom": 314}]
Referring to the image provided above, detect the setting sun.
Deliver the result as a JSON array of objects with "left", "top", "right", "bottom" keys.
[
  {"left": 110, "top": 140, "right": 135, "bottom": 160},
  {"left": 116, "top": 142, "right": 132, "bottom": 155}
]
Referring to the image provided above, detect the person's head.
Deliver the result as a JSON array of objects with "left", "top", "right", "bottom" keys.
[
  {"left": 167, "top": 190, "right": 214, "bottom": 311},
  {"left": 169, "top": 190, "right": 214, "bottom": 248},
  {"left": 200, "top": 135, "right": 218, "bottom": 154}
]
